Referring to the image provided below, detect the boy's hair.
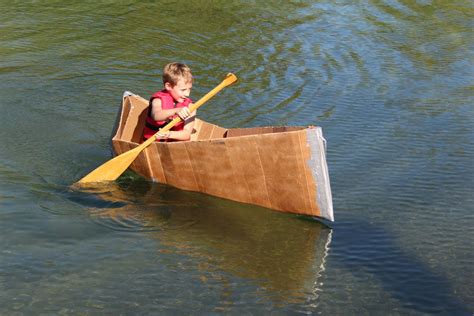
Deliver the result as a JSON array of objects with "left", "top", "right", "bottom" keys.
[{"left": 162, "top": 62, "right": 193, "bottom": 86}]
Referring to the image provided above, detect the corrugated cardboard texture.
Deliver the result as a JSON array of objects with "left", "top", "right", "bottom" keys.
[{"left": 111, "top": 93, "right": 333, "bottom": 220}]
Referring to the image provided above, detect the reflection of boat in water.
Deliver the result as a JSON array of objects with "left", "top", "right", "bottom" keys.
[
  {"left": 111, "top": 92, "right": 333, "bottom": 221},
  {"left": 85, "top": 181, "right": 332, "bottom": 301}
]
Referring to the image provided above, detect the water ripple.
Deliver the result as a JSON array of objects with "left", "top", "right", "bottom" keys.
[{"left": 1, "top": 1, "right": 473, "bottom": 314}]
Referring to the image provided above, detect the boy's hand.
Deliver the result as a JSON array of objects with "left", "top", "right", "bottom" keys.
[
  {"left": 157, "top": 130, "right": 170, "bottom": 139},
  {"left": 177, "top": 107, "right": 191, "bottom": 120}
]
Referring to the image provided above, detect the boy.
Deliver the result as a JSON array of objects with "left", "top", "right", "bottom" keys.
[{"left": 143, "top": 62, "right": 195, "bottom": 142}]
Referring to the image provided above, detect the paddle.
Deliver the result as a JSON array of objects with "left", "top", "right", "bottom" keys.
[{"left": 75, "top": 73, "right": 238, "bottom": 184}]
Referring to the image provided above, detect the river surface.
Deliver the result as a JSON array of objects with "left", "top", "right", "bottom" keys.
[{"left": 1, "top": 1, "right": 473, "bottom": 315}]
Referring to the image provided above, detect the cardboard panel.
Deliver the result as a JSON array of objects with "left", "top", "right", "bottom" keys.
[
  {"left": 191, "top": 119, "right": 226, "bottom": 140},
  {"left": 297, "top": 131, "right": 319, "bottom": 215},
  {"left": 253, "top": 131, "right": 315, "bottom": 216},
  {"left": 114, "top": 96, "right": 148, "bottom": 142},
  {"left": 195, "top": 122, "right": 213, "bottom": 140},
  {"left": 224, "top": 137, "right": 272, "bottom": 207},
  {"left": 210, "top": 125, "right": 228, "bottom": 139},
  {"left": 135, "top": 149, "right": 153, "bottom": 180},
  {"left": 184, "top": 140, "right": 241, "bottom": 201},
  {"left": 286, "top": 131, "right": 314, "bottom": 214},
  {"left": 131, "top": 98, "right": 148, "bottom": 143},
  {"left": 115, "top": 140, "right": 130, "bottom": 157},
  {"left": 157, "top": 142, "right": 199, "bottom": 191},
  {"left": 111, "top": 140, "right": 122, "bottom": 156},
  {"left": 144, "top": 142, "right": 166, "bottom": 183},
  {"left": 119, "top": 99, "right": 135, "bottom": 141},
  {"left": 190, "top": 119, "right": 203, "bottom": 141},
  {"left": 119, "top": 141, "right": 152, "bottom": 179}
]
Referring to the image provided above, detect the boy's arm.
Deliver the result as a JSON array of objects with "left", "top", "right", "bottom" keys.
[
  {"left": 150, "top": 98, "right": 183, "bottom": 121},
  {"left": 158, "top": 110, "right": 197, "bottom": 141}
]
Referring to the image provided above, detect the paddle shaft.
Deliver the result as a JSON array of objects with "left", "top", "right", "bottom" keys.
[{"left": 76, "top": 73, "right": 237, "bottom": 184}]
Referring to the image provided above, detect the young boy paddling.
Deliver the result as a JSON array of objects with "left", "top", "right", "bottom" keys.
[{"left": 143, "top": 62, "right": 195, "bottom": 142}]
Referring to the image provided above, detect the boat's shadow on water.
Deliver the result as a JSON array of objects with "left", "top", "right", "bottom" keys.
[
  {"left": 330, "top": 220, "right": 471, "bottom": 314},
  {"left": 68, "top": 177, "right": 333, "bottom": 304}
]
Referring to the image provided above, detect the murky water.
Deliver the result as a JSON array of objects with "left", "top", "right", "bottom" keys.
[{"left": 1, "top": 1, "right": 473, "bottom": 314}]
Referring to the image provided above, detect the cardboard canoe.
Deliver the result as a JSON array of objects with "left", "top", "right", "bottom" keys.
[{"left": 112, "top": 92, "right": 334, "bottom": 221}]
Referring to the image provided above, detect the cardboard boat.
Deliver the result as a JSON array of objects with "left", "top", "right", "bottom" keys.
[{"left": 112, "top": 92, "right": 334, "bottom": 221}]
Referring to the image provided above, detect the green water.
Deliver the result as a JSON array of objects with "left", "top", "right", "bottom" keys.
[{"left": 1, "top": 1, "right": 473, "bottom": 314}]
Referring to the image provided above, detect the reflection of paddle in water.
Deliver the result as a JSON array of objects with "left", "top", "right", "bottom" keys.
[{"left": 74, "top": 179, "right": 332, "bottom": 303}]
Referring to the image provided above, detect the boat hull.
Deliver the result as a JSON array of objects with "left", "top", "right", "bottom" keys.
[{"left": 112, "top": 92, "right": 333, "bottom": 221}]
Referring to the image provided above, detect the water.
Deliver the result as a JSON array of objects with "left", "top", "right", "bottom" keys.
[{"left": 1, "top": 1, "right": 472, "bottom": 314}]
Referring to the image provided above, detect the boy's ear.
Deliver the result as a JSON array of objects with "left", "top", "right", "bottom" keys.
[{"left": 164, "top": 82, "right": 173, "bottom": 91}]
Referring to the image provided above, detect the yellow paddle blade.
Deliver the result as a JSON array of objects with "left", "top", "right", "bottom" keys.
[
  {"left": 75, "top": 73, "right": 238, "bottom": 184},
  {"left": 77, "top": 136, "right": 155, "bottom": 183}
]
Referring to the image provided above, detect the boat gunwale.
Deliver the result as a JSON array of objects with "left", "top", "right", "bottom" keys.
[
  {"left": 112, "top": 124, "right": 320, "bottom": 146},
  {"left": 113, "top": 91, "right": 318, "bottom": 145}
]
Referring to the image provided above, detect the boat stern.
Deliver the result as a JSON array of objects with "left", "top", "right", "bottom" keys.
[{"left": 306, "top": 127, "right": 334, "bottom": 221}]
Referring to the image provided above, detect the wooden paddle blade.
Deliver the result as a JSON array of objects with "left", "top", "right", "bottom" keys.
[{"left": 76, "top": 142, "right": 148, "bottom": 183}]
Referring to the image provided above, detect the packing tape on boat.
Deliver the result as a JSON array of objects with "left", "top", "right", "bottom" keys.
[{"left": 306, "top": 127, "right": 334, "bottom": 221}]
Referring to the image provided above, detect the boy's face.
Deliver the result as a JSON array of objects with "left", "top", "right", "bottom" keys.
[{"left": 165, "top": 78, "right": 192, "bottom": 103}]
